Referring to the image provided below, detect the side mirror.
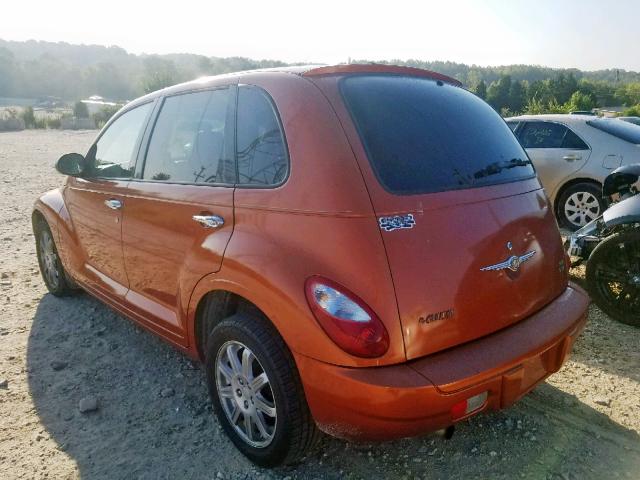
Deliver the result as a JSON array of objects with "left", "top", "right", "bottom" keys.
[{"left": 55, "top": 153, "right": 86, "bottom": 177}]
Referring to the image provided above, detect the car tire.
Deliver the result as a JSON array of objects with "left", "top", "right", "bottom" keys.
[
  {"left": 205, "top": 311, "right": 320, "bottom": 467},
  {"left": 34, "top": 218, "right": 78, "bottom": 297},
  {"left": 557, "top": 182, "right": 604, "bottom": 231},
  {"left": 586, "top": 230, "right": 640, "bottom": 327}
]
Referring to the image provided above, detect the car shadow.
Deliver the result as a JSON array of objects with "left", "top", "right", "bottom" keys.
[
  {"left": 28, "top": 293, "right": 640, "bottom": 479},
  {"left": 569, "top": 268, "right": 640, "bottom": 384}
]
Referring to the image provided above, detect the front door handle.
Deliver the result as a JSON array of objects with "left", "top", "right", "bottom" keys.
[
  {"left": 104, "top": 199, "right": 122, "bottom": 210},
  {"left": 562, "top": 154, "right": 582, "bottom": 162},
  {"left": 192, "top": 214, "right": 225, "bottom": 229}
]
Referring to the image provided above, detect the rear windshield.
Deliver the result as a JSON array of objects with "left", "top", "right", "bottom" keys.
[
  {"left": 340, "top": 75, "right": 534, "bottom": 195},
  {"left": 587, "top": 118, "right": 640, "bottom": 144}
]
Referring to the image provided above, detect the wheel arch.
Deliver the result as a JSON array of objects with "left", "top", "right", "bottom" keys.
[
  {"left": 185, "top": 262, "right": 389, "bottom": 368},
  {"left": 32, "top": 188, "right": 67, "bottom": 239},
  {"left": 553, "top": 177, "right": 603, "bottom": 215},
  {"left": 191, "top": 288, "right": 270, "bottom": 362}
]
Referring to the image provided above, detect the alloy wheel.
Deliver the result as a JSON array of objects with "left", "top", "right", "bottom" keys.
[
  {"left": 564, "top": 191, "right": 601, "bottom": 228},
  {"left": 215, "top": 341, "right": 277, "bottom": 448},
  {"left": 39, "top": 229, "right": 60, "bottom": 290}
]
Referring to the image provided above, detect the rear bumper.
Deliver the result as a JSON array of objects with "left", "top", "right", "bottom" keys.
[{"left": 295, "top": 283, "right": 589, "bottom": 441}]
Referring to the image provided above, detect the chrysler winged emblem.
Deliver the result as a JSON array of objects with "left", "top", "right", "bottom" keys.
[{"left": 480, "top": 242, "right": 536, "bottom": 273}]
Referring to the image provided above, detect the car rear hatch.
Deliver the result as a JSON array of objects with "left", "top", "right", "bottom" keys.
[{"left": 314, "top": 71, "right": 569, "bottom": 360}]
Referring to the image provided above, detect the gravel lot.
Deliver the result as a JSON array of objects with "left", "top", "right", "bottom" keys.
[{"left": 0, "top": 130, "right": 639, "bottom": 480}]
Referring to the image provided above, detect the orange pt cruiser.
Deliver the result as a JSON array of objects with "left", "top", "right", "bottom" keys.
[{"left": 33, "top": 64, "right": 589, "bottom": 466}]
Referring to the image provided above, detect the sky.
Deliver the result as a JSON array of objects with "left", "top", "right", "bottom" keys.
[{"left": 3, "top": 0, "right": 640, "bottom": 70}]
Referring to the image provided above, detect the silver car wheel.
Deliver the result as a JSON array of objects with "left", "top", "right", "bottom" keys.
[
  {"left": 39, "top": 229, "right": 60, "bottom": 289},
  {"left": 215, "top": 340, "right": 277, "bottom": 448},
  {"left": 564, "top": 191, "right": 601, "bottom": 227}
]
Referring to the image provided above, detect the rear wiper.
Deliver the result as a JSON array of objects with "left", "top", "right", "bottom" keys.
[{"left": 473, "top": 158, "right": 531, "bottom": 180}]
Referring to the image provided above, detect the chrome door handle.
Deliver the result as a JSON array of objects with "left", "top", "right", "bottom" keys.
[
  {"left": 192, "top": 214, "right": 224, "bottom": 229},
  {"left": 104, "top": 199, "right": 122, "bottom": 210},
  {"left": 562, "top": 154, "right": 581, "bottom": 162}
]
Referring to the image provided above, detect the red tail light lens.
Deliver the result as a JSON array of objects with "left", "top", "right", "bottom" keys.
[
  {"left": 450, "top": 391, "right": 488, "bottom": 420},
  {"left": 304, "top": 276, "right": 389, "bottom": 358}
]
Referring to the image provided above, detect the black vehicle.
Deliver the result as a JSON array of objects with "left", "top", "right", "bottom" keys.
[{"left": 568, "top": 164, "right": 640, "bottom": 326}]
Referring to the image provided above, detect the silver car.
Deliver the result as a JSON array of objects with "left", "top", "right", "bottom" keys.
[
  {"left": 506, "top": 114, "right": 640, "bottom": 230},
  {"left": 619, "top": 116, "right": 640, "bottom": 126}
]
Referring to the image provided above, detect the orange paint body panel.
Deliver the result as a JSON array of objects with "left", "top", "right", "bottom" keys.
[
  {"left": 297, "top": 284, "right": 588, "bottom": 440},
  {"left": 34, "top": 64, "right": 590, "bottom": 444}
]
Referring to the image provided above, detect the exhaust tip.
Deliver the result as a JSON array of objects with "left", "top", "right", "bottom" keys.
[{"left": 443, "top": 425, "right": 455, "bottom": 440}]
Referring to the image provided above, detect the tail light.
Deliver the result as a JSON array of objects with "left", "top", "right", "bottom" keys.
[{"left": 304, "top": 276, "right": 389, "bottom": 358}]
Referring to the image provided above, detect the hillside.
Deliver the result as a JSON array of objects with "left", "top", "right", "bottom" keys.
[{"left": 1, "top": 39, "right": 639, "bottom": 116}]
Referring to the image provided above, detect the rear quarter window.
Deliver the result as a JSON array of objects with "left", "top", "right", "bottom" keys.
[
  {"left": 236, "top": 86, "right": 288, "bottom": 187},
  {"left": 340, "top": 75, "right": 534, "bottom": 195}
]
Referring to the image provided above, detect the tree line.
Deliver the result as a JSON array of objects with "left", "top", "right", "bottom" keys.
[
  {"left": 360, "top": 59, "right": 640, "bottom": 116},
  {"left": 471, "top": 73, "right": 640, "bottom": 116},
  {"left": 1, "top": 39, "right": 639, "bottom": 117},
  {"left": 0, "top": 39, "right": 288, "bottom": 101}
]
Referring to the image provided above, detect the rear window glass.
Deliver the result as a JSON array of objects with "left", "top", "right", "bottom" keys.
[
  {"left": 587, "top": 118, "right": 640, "bottom": 144},
  {"left": 340, "top": 76, "right": 534, "bottom": 195}
]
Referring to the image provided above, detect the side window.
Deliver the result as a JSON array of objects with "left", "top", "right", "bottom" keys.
[
  {"left": 89, "top": 102, "right": 152, "bottom": 178},
  {"left": 506, "top": 121, "right": 519, "bottom": 132},
  {"left": 519, "top": 122, "right": 567, "bottom": 149},
  {"left": 143, "top": 88, "right": 234, "bottom": 184},
  {"left": 562, "top": 128, "right": 589, "bottom": 150},
  {"left": 236, "top": 86, "right": 288, "bottom": 186}
]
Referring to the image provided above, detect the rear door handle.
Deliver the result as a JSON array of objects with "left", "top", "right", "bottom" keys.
[
  {"left": 104, "top": 199, "right": 122, "bottom": 210},
  {"left": 562, "top": 154, "right": 581, "bottom": 162},
  {"left": 192, "top": 214, "right": 225, "bottom": 229}
]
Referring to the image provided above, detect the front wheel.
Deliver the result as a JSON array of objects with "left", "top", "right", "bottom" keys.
[
  {"left": 205, "top": 312, "right": 320, "bottom": 466},
  {"left": 586, "top": 230, "right": 640, "bottom": 327},
  {"left": 34, "top": 218, "right": 77, "bottom": 296}
]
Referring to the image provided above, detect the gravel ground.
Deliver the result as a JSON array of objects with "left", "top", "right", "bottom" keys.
[{"left": 0, "top": 130, "right": 638, "bottom": 480}]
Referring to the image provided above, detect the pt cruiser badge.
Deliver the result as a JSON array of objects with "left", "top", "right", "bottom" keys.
[
  {"left": 378, "top": 214, "right": 416, "bottom": 232},
  {"left": 480, "top": 242, "right": 536, "bottom": 273}
]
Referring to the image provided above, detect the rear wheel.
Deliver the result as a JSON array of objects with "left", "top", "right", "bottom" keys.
[
  {"left": 557, "top": 182, "right": 604, "bottom": 231},
  {"left": 586, "top": 230, "right": 640, "bottom": 327},
  {"left": 34, "top": 219, "right": 76, "bottom": 296},
  {"left": 205, "top": 312, "right": 320, "bottom": 466}
]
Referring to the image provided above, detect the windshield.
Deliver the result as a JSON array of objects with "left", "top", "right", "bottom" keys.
[
  {"left": 340, "top": 75, "right": 534, "bottom": 195},
  {"left": 587, "top": 118, "right": 640, "bottom": 144}
]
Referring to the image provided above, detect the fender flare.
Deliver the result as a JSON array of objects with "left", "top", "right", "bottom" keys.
[
  {"left": 603, "top": 194, "right": 640, "bottom": 228},
  {"left": 186, "top": 270, "right": 303, "bottom": 361},
  {"left": 32, "top": 188, "right": 66, "bottom": 239}
]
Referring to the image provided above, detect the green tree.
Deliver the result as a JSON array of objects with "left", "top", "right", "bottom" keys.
[
  {"left": 549, "top": 72, "right": 578, "bottom": 104},
  {"left": 623, "top": 104, "right": 640, "bottom": 116},
  {"left": 508, "top": 80, "right": 527, "bottom": 113},
  {"left": 528, "top": 79, "right": 555, "bottom": 105},
  {"left": 486, "top": 75, "right": 512, "bottom": 111},
  {"left": 524, "top": 97, "right": 546, "bottom": 115},
  {"left": 474, "top": 79, "right": 487, "bottom": 100},
  {"left": 615, "top": 83, "right": 640, "bottom": 106},
  {"left": 0, "top": 47, "right": 17, "bottom": 97},
  {"left": 20, "top": 106, "right": 35, "bottom": 127},
  {"left": 73, "top": 101, "right": 89, "bottom": 118},
  {"left": 564, "top": 91, "right": 596, "bottom": 112},
  {"left": 141, "top": 57, "right": 179, "bottom": 94},
  {"left": 524, "top": 96, "right": 569, "bottom": 115},
  {"left": 92, "top": 104, "right": 120, "bottom": 128}
]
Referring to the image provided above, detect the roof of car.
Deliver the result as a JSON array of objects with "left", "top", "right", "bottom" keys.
[
  {"left": 124, "top": 64, "right": 463, "bottom": 111},
  {"left": 181, "top": 63, "right": 462, "bottom": 90},
  {"left": 188, "top": 63, "right": 462, "bottom": 84}
]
